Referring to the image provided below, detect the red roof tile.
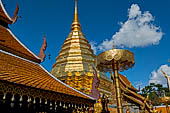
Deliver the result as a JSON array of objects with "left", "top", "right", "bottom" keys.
[
  {"left": 0, "top": 26, "right": 41, "bottom": 63},
  {"left": 0, "top": 50, "right": 94, "bottom": 100},
  {"left": 0, "top": 0, "right": 12, "bottom": 24},
  {"left": 156, "top": 106, "right": 170, "bottom": 113},
  {"left": 119, "top": 74, "right": 137, "bottom": 91}
]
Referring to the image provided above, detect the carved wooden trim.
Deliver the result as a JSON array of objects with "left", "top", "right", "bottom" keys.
[{"left": 0, "top": 80, "right": 95, "bottom": 107}]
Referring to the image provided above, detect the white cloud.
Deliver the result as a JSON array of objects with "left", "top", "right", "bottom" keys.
[
  {"left": 134, "top": 81, "right": 144, "bottom": 89},
  {"left": 90, "top": 41, "right": 97, "bottom": 54},
  {"left": 128, "top": 4, "right": 141, "bottom": 19},
  {"left": 149, "top": 65, "right": 169, "bottom": 86},
  {"left": 98, "top": 4, "right": 163, "bottom": 51},
  {"left": 98, "top": 39, "right": 114, "bottom": 52}
]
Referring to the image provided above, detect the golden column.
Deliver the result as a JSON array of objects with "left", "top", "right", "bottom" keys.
[
  {"left": 112, "top": 60, "right": 122, "bottom": 112},
  {"left": 97, "top": 49, "right": 135, "bottom": 113}
]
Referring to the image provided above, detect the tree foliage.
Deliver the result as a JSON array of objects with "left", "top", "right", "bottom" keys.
[{"left": 141, "top": 83, "right": 170, "bottom": 106}]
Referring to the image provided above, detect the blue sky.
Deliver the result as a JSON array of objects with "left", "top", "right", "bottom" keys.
[{"left": 3, "top": 0, "right": 170, "bottom": 88}]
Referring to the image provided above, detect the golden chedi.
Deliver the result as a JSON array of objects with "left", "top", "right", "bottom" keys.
[{"left": 51, "top": 0, "right": 96, "bottom": 94}]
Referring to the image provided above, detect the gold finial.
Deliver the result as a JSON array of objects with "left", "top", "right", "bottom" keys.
[
  {"left": 146, "top": 94, "right": 149, "bottom": 100},
  {"left": 71, "top": 0, "right": 81, "bottom": 31},
  {"left": 74, "top": 0, "right": 78, "bottom": 22},
  {"left": 161, "top": 69, "right": 168, "bottom": 78},
  {"left": 168, "top": 59, "right": 170, "bottom": 63}
]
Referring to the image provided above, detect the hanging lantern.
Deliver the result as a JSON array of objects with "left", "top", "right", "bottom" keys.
[
  {"left": 19, "top": 96, "right": 23, "bottom": 102},
  {"left": 11, "top": 94, "right": 15, "bottom": 102},
  {"left": 27, "top": 97, "right": 31, "bottom": 103},
  {"left": 10, "top": 103, "right": 14, "bottom": 108},
  {"left": 63, "top": 103, "right": 65, "bottom": 108},
  {"left": 45, "top": 99, "right": 47, "bottom": 104},
  {"left": 83, "top": 104, "right": 85, "bottom": 108},
  {"left": 19, "top": 103, "right": 22, "bottom": 108},
  {"left": 50, "top": 102, "right": 52, "bottom": 107},
  {"left": 33, "top": 98, "right": 36, "bottom": 104},
  {"left": 39, "top": 98, "right": 42, "bottom": 104},
  {"left": 3, "top": 93, "right": 6, "bottom": 100}
]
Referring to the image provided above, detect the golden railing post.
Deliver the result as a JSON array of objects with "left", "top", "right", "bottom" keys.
[
  {"left": 166, "top": 103, "right": 170, "bottom": 113},
  {"left": 112, "top": 60, "right": 123, "bottom": 113},
  {"left": 158, "top": 70, "right": 170, "bottom": 113}
]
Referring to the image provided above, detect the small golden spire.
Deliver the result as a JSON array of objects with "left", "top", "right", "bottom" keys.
[
  {"left": 74, "top": 0, "right": 78, "bottom": 22},
  {"left": 71, "top": 0, "right": 81, "bottom": 31}
]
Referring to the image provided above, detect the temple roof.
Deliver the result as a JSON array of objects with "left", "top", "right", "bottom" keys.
[
  {"left": 0, "top": 25, "right": 41, "bottom": 63},
  {"left": 119, "top": 74, "right": 153, "bottom": 112},
  {"left": 156, "top": 106, "right": 170, "bottom": 113},
  {"left": 0, "top": 1, "right": 39, "bottom": 62},
  {"left": 0, "top": 0, "right": 12, "bottom": 24},
  {"left": 0, "top": 49, "right": 94, "bottom": 100},
  {"left": 0, "top": 0, "right": 18, "bottom": 24},
  {"left": 119, "top": 74, "right": 137, "bottom": 91}
]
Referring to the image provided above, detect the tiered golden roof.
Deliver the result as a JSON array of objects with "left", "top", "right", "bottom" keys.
[
  {"left": 51, "top": 0, "right": 96, "bottom": 94},
  {"left": 51, "top": 1, "right": 95, "bottom": 77}
]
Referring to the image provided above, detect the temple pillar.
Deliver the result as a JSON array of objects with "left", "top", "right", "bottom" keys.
[{"left": 112, "top": 60, "right": 123, "bottom": 113}]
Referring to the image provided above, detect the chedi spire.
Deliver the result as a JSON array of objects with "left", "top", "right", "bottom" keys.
[{"left": 71, "top": 0, "right": 81, "bottom": 31}]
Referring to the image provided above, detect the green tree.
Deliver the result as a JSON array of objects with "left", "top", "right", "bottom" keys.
[{"left": 141, "top": 83, "right": 170, "bottom": 106}]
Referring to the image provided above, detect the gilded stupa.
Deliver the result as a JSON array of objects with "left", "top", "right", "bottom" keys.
[
  {"left": 50, "top": 2, "right": 152, "bottom": 111},
  {"left": 51, "top": 0, "right": 96, "bottom": 94}
]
